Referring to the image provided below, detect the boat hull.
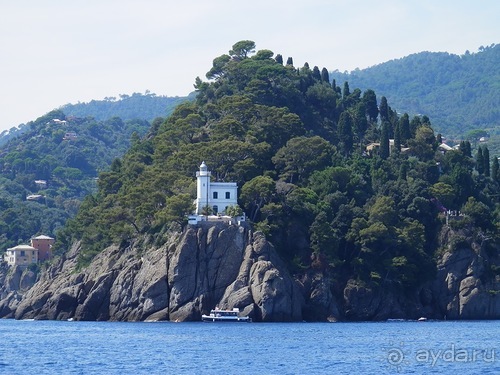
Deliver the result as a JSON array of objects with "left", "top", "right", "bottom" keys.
[{"left": 201, "top": 315, "right": 252, "bottom": 323}]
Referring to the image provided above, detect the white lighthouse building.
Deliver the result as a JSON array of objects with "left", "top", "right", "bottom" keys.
[{"left": 195, "top": 161, "right": 238, "bottom": 215}]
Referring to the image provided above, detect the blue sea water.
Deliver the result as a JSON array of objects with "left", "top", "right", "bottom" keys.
[{"left": 0, "top": 319, "right": 498, "bottom": 374}]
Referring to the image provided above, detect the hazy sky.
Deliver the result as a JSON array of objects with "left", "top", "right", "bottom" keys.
[{"left": 1, "top": 0, "right": 499, "bottom": 132}]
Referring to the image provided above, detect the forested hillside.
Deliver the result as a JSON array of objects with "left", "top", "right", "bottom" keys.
[
  {"left": 60, "top": 91, "right": 193, "bottom": 123},
  {"left": 0, "top": 110, "right": 152, "bottom": 251},
  {"left": 330, "top": 44, "right": 500, "bottom": 154},
  {"left": 58, "top": 41, "right": 499, "bottom": 296},
  {"left": 0, "top": 92, "right": 191, "bottom": 148}
]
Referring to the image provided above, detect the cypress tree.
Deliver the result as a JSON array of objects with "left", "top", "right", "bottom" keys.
[
  {"left": 379, "top": 96, "right": 389, "bottom": 122},
  {"left": 483, "top": 146, "right": 490, "bottom": 177},
  {"left": 380, "top": 121, "right": 390, "bottom": 159},
  {"left": 321, "top": 67, "right": 330, "bottom": 83},
  {"left": 362, "top": 89, "right": 378, "bottom": 123},
  {"left": 492, "top": 156, "right": 499, "bottom": 182},
  {"left": 394, "top": 121, "right": 401, "bottom": 154},
  {"left": 465, "top": 141, "right": 472, "bottom": 157},
  {"left": 338, "top": 112, "right": 353, "bottom": 156},
  {"left": 476, "top": 147, "right": 484, "bottom": 174},
  {"left": 410, "top": 116, "right": 422, "bottom": 137},
  {"left": 399, "top": 161, "right": 408, "bottom": 180},
  {"left": 312, "top": 66, "right": 321, "bottom": 81},
  {"left": 343, "top": 82, "right": 350, "bottom": 100},
  {"left": 275, "top": 54, "right": 283, "bottom": 65},
  {"left": 399, "top": 113, "right": 411, "bottom": 142},
  {"left": 286, "top": 57, "right": 294, "bottom": 66}
]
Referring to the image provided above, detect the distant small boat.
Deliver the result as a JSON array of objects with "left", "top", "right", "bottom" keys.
[
  {"left": 417, "top": 317, "right": 428, "bottom": 322},
  {"left": 202, "top": 307, "right": 251, "bottom": 322}
]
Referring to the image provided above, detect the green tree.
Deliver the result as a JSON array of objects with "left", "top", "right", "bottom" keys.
[
  {"left": 272, "top": 136, "right": 334, "bottom": 184},
  {"left": 429, "top": 182, "right": 454, "bottom": 210},
  {"left": 380, "top": 121, "right": 390, "bottom": 159},
  {"left": 342, "top": 82, "right": 350, "bottom": 99},
  {"left": 229, "top": 40, "right": 256, "bottom": 59},
  {"left": 321, "top": 67, "right": 330, "bottom": 83},
  {"left": 225, "top": 205, "right": 243, "bottom": 217},
  {"left": 483, "top": 146, "right": 490, "bottom": 177},
  {"left": 399, "top": 113, "right": 411, "bottom": 143},
  {"left": 312, "top": 66, "right": 321, "bottom": 81},
  {"left": 337, "top": 111, "right": 353, "bottom": 156},
  {"left": 393, "top": 121, "right": 401, "bottom": 154},
  {"left": 362, "top": 89, "right": 378, "bottom": 122},
  {"left": 476, "top": 147, "right": 484, "bottom": 174},
  {"left": 462, "top": 197, "right": 493, "bottom": 230},
  {"left": 492, "top": 156, "right": 499, "bottom": 182},
  {"left": 206, "top": 54, "right": 231, "bottom": 79},
  {"left": 240, "top": 176, "right": 275, "bottom": 221},
  {"left": 379, "top": 96, "right": 389, "bottom": 122}
]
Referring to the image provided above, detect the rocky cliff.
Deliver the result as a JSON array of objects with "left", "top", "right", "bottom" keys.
[
  {"left": 0, "top": 223, "right": 498, "bottom": 321},
  {"left": 0, "top": 222, "right": 302, "bottom": 322}
]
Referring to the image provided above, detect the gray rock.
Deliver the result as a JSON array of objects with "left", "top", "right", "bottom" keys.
[{"left": 1, "top": 223, "right": 304, "bottom": 322}]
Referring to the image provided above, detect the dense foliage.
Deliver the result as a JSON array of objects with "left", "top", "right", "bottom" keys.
[
  {"left": 0, "top": 110, "right": 151, "bottom": 251},
  {"left": 0, "top": 92, "right": 191, "bottom": 148},
  {"left": 58, "top": 42, "right": 499, "bottom": 291},
  {"left": 60, "top": 91, "right": 193, "bottom": 123},
  {"left": 330, "top": 44, "right": 500, "bottom": 155}
]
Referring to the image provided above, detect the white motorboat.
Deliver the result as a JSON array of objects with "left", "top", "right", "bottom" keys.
[{"left": 202, "top": 307, "right": 251, "bottom": 322}]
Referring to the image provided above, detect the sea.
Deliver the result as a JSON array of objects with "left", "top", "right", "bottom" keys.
[{"left": 0, "top": 319, "right": 498, "bottom": 374}]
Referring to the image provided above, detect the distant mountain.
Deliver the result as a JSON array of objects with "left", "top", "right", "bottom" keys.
[
  {"left": 330, "top": 43, "right": 499, "bottom": 145},
  {"left": 0, "top": 92, "right": 193, "bottom": 147},
  {"left": 60, "top": 91, "right": 193, "bottom": 122}
]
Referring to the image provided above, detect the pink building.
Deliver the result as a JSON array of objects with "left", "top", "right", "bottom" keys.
[{"left": 30, "top": 235, "right": 55, "bottom": 262}]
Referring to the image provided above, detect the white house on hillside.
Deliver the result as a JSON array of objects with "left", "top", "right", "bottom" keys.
[
  {"left": 4, "top": 245, "right": 38, "bottom": 267},
  {"left": 196, "top": 161, "right": 238, "bottom": 215}
]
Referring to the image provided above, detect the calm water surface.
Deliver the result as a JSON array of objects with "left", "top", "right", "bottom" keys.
[{"left": 0, "top": 319, "right": 498, "bottom": 374}]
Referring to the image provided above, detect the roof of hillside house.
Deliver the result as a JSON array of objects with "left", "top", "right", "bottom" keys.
[
  {"left": 8, "top": 244, "right": 37, "bottom": 251},
  {"left": 32, "top": 235, "right": 54, "bottom": 240},
  {"left": 438, "top": 143, "right": 453, "bottom": 151}
]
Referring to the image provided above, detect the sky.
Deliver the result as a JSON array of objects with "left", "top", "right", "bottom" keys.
[{"left": 1, "top": 0, "right": 499, "bottom": 132}]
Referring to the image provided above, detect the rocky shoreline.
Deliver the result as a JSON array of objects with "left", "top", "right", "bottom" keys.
[{"left": 0, "top": 223, "right": 498, "bottom": 321}]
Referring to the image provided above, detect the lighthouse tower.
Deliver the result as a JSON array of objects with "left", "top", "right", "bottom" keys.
[
  {"left": 196, "top": 161, "right": 211, "bottom": 214},
  {"left": 193, "top": 161, "right": 238, "bottom": 218}
]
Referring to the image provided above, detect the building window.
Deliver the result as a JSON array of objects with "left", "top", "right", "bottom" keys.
[
  {"left": 213, "top": 205, "right": 218, "bottom": 214},
  {"left": 225, "top": 192, "right": 231, "bottom": 199},
  {"left": 20, "top": 251, "right": 25, "bottom": 256},
  {"left": 213, "top": 192, "right": 218, "bottom": 199}
]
